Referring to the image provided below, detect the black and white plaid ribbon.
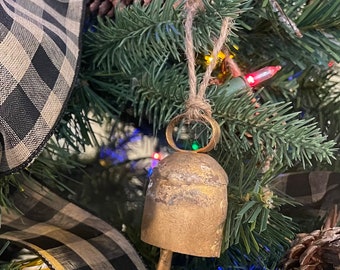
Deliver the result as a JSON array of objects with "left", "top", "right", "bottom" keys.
[
  {"left": 272, "top": 171, "right": 340, "bottom": 217},
  {"left": 0, "top": 0, "right": 84, "bottom": 174},
  {"left": 0, "top": 179, "right": 146, "bottom": 269},
  {"left": 0, "top": 1, "right": 148, "bottom": 269}
]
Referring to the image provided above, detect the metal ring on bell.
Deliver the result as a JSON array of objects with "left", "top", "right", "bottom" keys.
[{"left": 165, "top": 113, "right": 221, "bottom": 153}]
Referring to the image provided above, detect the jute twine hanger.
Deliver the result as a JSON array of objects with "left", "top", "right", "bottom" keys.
[
  {"left": 165, "top": 0, "right": 233, "bottom": 153},
  {"left": 150, "top": 3, "right": 233, "bottom": 269}
]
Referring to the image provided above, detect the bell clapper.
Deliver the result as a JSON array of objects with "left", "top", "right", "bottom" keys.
[{"left": 156, "top": 249, "right": 173, "bottom": 270}]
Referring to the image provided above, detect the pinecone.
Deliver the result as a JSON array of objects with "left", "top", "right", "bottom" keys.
[
  {"left": 279, "top": 205, "right": 340, "bottom": 269},
  {"left": 88, "top": 0, "right": 144, "bottom": 17}
]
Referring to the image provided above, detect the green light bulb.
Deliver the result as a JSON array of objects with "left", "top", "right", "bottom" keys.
[{"left": 191, "top": 141, "right": 200, "bottom": 151}]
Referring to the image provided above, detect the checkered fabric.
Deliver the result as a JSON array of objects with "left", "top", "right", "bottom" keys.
[
  {"left": 0, "top": 179, "right": 146, "bottom": 270},
  {"left": 0, "top": 0, "right": 84, "bottom": 174},
  {"left": 272, "top": 171, "right": 340, "bottom": 217}
]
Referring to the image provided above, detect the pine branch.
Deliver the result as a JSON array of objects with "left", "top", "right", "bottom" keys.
[
  {"left": 211, "top": 83, "right": 336, "bottom": 168},
  {"left": 87, "top": 47, "right": 335, "bottom": 170},
  {"left": 81, "top": 0, "right": 338, "bottom": 172},
  {"left": 84, "top": 0, "right": 246, "bottom": 74},
  {"left": 132, "top": 63, "right": 188, "bottom": 132},
  {"left": 221, "top": 190, "right": 297, "bottom": 266},
  {"left": 295, "top": 0, "right": 340, "bottom": 30},
  {"left": 84, "top": 0, "right": 184, "bottom": 73},
  {"left": 81, "top": 54, "right": 337, "bottom": 170},
  {"left": 219, "top": 154, "right": 297, "bottom": 256},
  {"left": 237, "top": 0, "right": 340, "bottom": 72},
  {"left": 297, "top": 69, "right": 340, "bottom": 136},
  {"left": 294, "top": 68, "right": 340, "bottom": 170},
  {"left": 0, "top": 175, "right": 21, "bottom": 211}
]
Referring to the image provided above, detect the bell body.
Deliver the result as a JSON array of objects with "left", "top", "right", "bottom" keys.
[{"left": 141, "top": 151, "right": 228, "bottom": 257}]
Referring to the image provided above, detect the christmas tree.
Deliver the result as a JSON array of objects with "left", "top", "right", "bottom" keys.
[{"left": 1, "top": 0, "right": 340, "bottom": 269}]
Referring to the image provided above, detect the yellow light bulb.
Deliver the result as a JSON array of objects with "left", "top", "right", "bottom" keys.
[
  {"left": 204, "top": 55, "right": 213, "bottom": 64},
  {"left": 217, "top": 51, "right": 226, "bottom": 60}
]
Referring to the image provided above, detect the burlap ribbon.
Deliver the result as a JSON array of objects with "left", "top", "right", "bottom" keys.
[
  {"left": 0, "top": 179, "right": 146, "bottom": 269},
  {"left": 0, "top": 0, "right": 84, "bottom": 174}
]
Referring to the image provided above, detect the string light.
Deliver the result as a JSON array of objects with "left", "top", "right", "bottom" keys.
[
  {"left": 148, "top": 152, "right": 162, "bottom": 177},
  {"left": 288, "top": 70, "right": 303, "bottom": 81},
  {"left": 204, "top": 51, "right": 229, "bottom": 65},
  {"left": 204, "top": 45, "right": 239, "bottom": 66},
  {"left": 328, "top": 60, "right": 335, "bottom": 68},
  {"left": 152, "top": 152, "right": 161, "bottom": 160},
  {"left": 191, "top": 141, "right": 200, "bottom": 151},
  {"left": 288, "top": 60, "right": 335, "bottom": 81},
  {"left": 245, "top": 66, "right": 282, "bottom": 87},
  {"left": 220, "top": 65, "right": 282, "bottom": 96}
]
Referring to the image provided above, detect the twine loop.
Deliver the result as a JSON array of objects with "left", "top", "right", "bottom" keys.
[
  {"left": 185, "top": 97, "right": 212, "bottom": 120},
  {"left": 166, "top": 0, "right": 233, "bottom": 153},
  {"left": 184, "top": 1, "right": 232, "bottom": 120}
]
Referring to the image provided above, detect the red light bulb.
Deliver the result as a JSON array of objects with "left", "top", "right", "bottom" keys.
[
  {"left": 152, "top": 152, "right": 161, "bottom": 160},
  {"left": 328, "top": 61, "right": 335, "bottom": 68},
  {"left": 245, "top": 66, "right": 282, "bottom": 87}
]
